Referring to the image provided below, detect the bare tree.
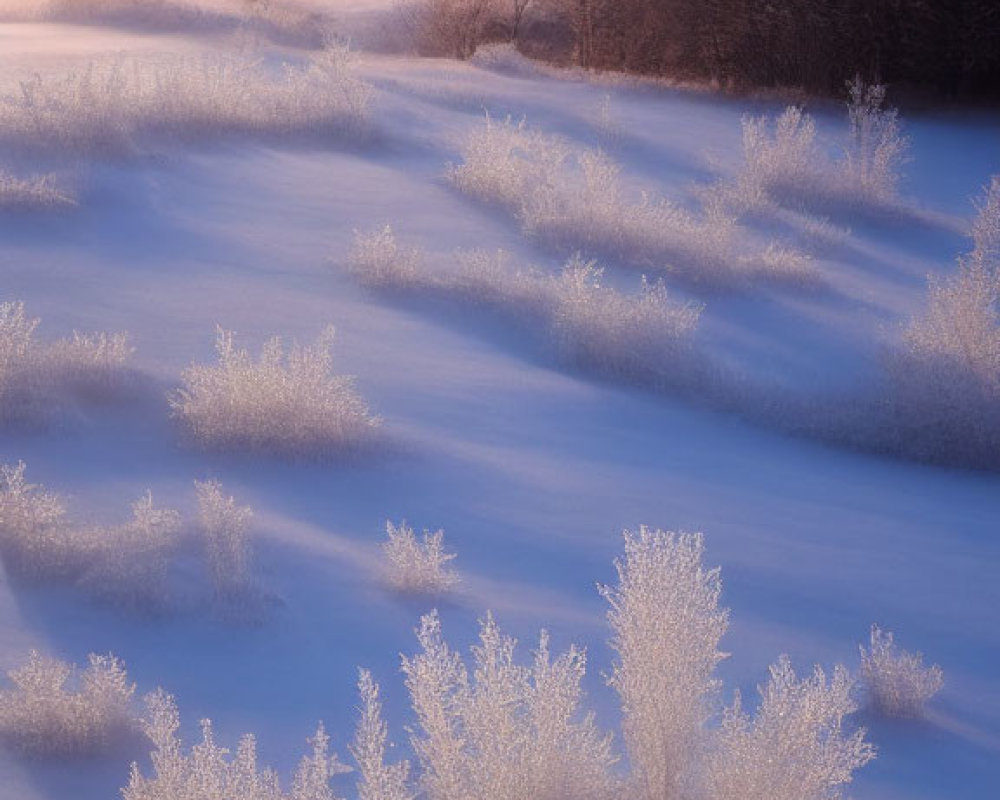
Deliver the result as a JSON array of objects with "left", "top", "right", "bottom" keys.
[
  {"left": 417, "top": 0, "right": 497, "bottom": 59},
  {"left": 507, "top": 0, "right": 533, "bottom": 42}
]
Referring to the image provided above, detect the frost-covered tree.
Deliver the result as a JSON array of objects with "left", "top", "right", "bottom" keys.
[
  {"left": 600, "top": 528, "right": 728, "bottom": 800},
  {"left": 844, "top": 78, "right": 908, "bottom": 203},
  {"left": 351, "top": 670, "right": 412, "bottom": 800}
]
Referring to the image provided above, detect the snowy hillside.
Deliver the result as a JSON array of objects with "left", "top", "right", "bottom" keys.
[{"left": 0, "top": 4, "right": 998, "bottom": 799}]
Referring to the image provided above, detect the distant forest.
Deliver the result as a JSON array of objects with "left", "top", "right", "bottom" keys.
[{"left": 410, "top": 0, "right": 1000, "bottom": 101}]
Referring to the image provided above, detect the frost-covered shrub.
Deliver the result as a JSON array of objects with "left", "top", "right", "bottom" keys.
[
  {"left": 0, "top": 463, "right": 167, "bottom": 587},
  {"left": 0, "top": 464, "right": 182, "bottom": 601},
  {"left": 898, "top": 262, "right": 999, "bottom": 396},
  {"left": 734, "top": 106, "right": 820, "bottom": 211},
  {"left": 349, "top": 226, "right": 422, "bottom": 289},
  {"left": 0, "top": 651, "right": 136, "bottom": 757},
  {"left": 0, "top": 302, "right": 131, "bottom": 425},
  {"left": 0, "top": 461, "right": 81, "bottom": 579},
  {"left": 971, "top": 175, "right": 1000, "bottom": 267},
  {"left": 717, "top": 85, "right": 906, "bottom": 220},
  {"left": 447, "top": 117, "right": 813, "bottom": 287},
  {"left": 0, "top": 303, "right": 36, "bottom": 395},
  {"left": 882, "top": 176, "right": 1000, "bottom": 466},
  {"left": 703, "top": 657, "right": 875, "bottom": 800},
  {"left": 0, "top": 465, "right": 271, "bottom": 616},
  {"left": 550, "top": 255, "right": 703, "bottom": 376},
  {"left": 0, "top": 46, "right": 372, "bottom": 157},
  {"left": 439, "top": 248, "right": 548, "bottom": 314},
  {"left": 381, "top": 520, "right": 459, "bottom": 595},
  {"left": 601, "top": 529, "right": 873, "bottom": 800},
  {"left": 195, "top": 480, "right": 256, "bottom": 611},
  {"left": 390, "top": 529, "right": 872, "bottom": 800},
  {"left": 45, "top": 330, "right": 133, "bottom": 399},
  {"left": 351, "top": 670, "right": 412, "bottom": 800},
  {"left": 859, "top": 626, "right": 943, "bottom": 718},
  {"left": 447, "top": 116, "right": 566, "bottom": 213},
  {"left": 600, "top": 528, "right": 728, "bottom": 800},
  {"left": 402, "top": 611, "right": 618, "bottom": 800},
  {"left": 78, "top": 492, "right": 183, "bottom": 613},
  {"left": 348, "top": 231, "right": 704, "bottom": 390},
  {"left": 714, "top": 104, "right": 867, "bottom": 227},
  {"left": 844, "top": 77, "right": 908, "bottom": 204},
  {"left": 0, "top": 170, "right": 75, "bottom": 210},
  {"left": 124, "top": 690, "right": 347, "bottom": 800},
  {"left": 113, "top": 528, "right": 875, "bottom": 800},
  {"left": 170, "top": 326, "right": 379, "bottom": 458}
]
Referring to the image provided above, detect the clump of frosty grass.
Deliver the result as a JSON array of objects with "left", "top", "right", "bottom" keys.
[
  {"left": 447, "top": 116, "right": 816, "bottom": 289},
  {"left": 0, "top": 45, "right": 372, "bottom": 157},
  {"left": 0, "top": 301, "right": 132, "bottom": 427},
  {"left": 349, "top": 227, "right": 705, "bottom": 391},
  {"left": 170, "top": 326, "right": 379, "bottom": 458},
  {"left": 0, "top": 651, "right": 136, "bottom": 758},
  {"left": 859, "top": 625, "right": 943, "bottom": 718},
  {"left": 880, "top": 175, "right": 1000, "bottom": 468},
  {"left": 381, "top": 520, "right": 459, "bottom": 594},
  {"left": 120, "top": 527, "right": 874, "bottom": 800},
  {"left": 0, "top": 170, "right": 75, "bottom": 210}
]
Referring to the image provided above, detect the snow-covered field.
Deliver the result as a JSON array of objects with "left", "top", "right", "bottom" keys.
[{"left": 1, "top": 3, "right": 999, "bottom": 799}]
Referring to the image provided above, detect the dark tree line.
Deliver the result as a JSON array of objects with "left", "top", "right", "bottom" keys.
[{"left": 412, "top": 0, "right": 1000, "bottom": 100}]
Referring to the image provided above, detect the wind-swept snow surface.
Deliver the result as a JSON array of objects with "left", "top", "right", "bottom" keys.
[{"left": 0, "top": 7, "right": 998, "bottom": 800}]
